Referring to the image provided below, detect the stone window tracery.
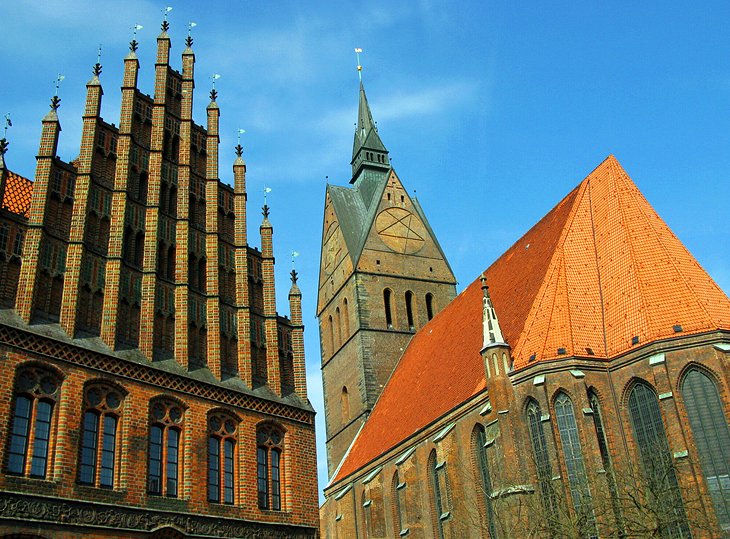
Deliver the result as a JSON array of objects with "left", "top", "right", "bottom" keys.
[
  {"left": 148, "top": 398, "right": 184, "bottom": 498},
  {"left": 79, "top": 383, "right": 125, "bottom": 488},
  {"left": 257, "top": 424, "right": 284, "bottom": 511}
]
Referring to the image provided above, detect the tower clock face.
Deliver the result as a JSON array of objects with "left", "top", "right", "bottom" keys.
[{"left": 375, "top": 207, "right": 426, "bottom": 254}]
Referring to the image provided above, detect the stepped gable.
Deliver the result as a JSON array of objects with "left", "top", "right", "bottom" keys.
[
  {"left": 1, "top": 171, "right": 33, "bottom": 217},
  {"left": 333, "top": 154, "right": 730, "bottom": 483}
]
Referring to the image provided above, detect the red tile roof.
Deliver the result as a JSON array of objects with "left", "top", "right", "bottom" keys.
[
  {"left": 2, "top": 171, "right": 33, "bottom": 218},
  {"left": 333, "top": 155, "right": 730, "bottom": 483}
]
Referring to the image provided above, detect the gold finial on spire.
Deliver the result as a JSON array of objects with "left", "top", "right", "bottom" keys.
[{"left": 355, "top": 47, "right": 363, "bottom": 81}]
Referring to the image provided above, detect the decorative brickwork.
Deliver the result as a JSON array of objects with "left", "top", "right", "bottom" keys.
[{"left": 0, "top": 20, "right": 316, "bottom": 538}]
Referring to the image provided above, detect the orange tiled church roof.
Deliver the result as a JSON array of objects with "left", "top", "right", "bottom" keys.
[
  {"left": 2, "top": 171, "right": 33, "bottom": 217},
  {"left": 333, "top": 155, "right": 730, "bottom": 483}
]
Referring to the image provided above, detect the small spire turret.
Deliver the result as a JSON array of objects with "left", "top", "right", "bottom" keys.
[{"left": 480, "top": 273, "right": 506, "bottom": 350}]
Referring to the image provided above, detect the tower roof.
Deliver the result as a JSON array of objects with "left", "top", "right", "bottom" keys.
[
  {"left": 331, "top": 155, "right": 730, "bottom": 484},
  {"left": 351, "top": 82, "right": 389, "bottom": 181}
]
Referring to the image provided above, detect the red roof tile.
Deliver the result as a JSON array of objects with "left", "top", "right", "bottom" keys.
[
  {"left": 2, "top": 171, "right": 33, "bottom": 218},
  {"left": 333, "top": 155, "right": 730, "bottom": 483}
]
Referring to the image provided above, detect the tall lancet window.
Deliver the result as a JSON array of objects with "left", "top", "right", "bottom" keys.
[
  {"left": 555, "top": 393, "right": 596, "bottom": 535},
  {"left": 628, "top": 382, "right": 690, "bottom": 538},
  {"left": 383, "top": 289, "right": 393, "bottom": 328},
  {"left": 526, "top": 399, "right": 557, "bottom": 516},
  {"left": 681, "top": 369, "right": 730, "bottom": 531},
  {"left": 474, "top": 424, "right": 498, "bottom": 538}
]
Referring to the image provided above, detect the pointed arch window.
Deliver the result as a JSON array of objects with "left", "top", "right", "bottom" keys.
[
  {"left": 341, "top": 386, "right": 350, "bottom": 421},
  {"left": 405, "top": 290, "right": 415, "bottom": 331},
  {"left": 555, "top": 392, "right": 596, "bottom": 535},
  {"left": 392, "top": 470, "right": 406, "bottom": 535},
  {"left": 327, "top": 314, "right": 334, "bottom": 355},
  {"left": 526, "top": 399, "right": 557, "bottom": 515},
  {"left": 208, "top": 411, "right": 238, "bottom": 504},
  {"left": 6, "top": 366, "right": 61, "bottom": 479},
  {"left": 342, "top": 298, "right": 350, "bottom": 338},
  {"left": 257, "top": 424, "right": 284, "bottom": 511},
  {"left": 383, "top": 289, "right": 393, "bottom": 329},
  {"left": 148, "top": 399, "right": 184, "bottom": 497},
  {"left": 79, "top": 383, "right": 125, "bottom": 488},
  {"left": 588, "top": 391, "right": 623, "bottom": 532},
  {"left": 335, "top": 306, "right": 342, "bottom": 348},
  {"left": 429, "top": 450, "right": 447, "bottom": 539},
  {"left": 681, "top": 369, "right": 730, "bottom": 531},
  {"left": 474, "top": 424, "right": 498, "bottom": 538},
  {"left": 426, "top": 293, "right": 434, "bottom": 321},
  {"left": 628, "top": 382, "right": 690, "bottom": 537}
]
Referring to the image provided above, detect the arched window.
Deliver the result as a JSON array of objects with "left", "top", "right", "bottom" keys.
[
  {"left": 383, "top": 289, "right": 393, "bottom": 329},
  {"left": 6, "top": 366, "right": 61, "bottom": 479},
  {"left": 588, "top": 391, "right": 623, "bottom": 532},
  {"left": 208, "top": 411, "right": 238, "bottom": 504},
  {"left": 555, "top": 392, "right": 596, "bottom": 534},
  {"left": 342, "top": 298, "right": 350, "bottom": 338},
  {"left": 341, "top": 386, "right": 350, "bottom": 421},
  {"left": 257, "top": 424, "right": 284, "bottom": 511},
  {"left": 362, "top": 490, "right": 372, "bottom": 538},
  {"left": 79, "top": 383, "right": 125, "bottom": 488},
  {"left": 681, "top": 369, "right": 730, "bottom": 530},
  {"left": 327, "top": 314, "right": 334, "bottom": 355},
  {"left": 405, "top": 291, "right": 415, "bottom": 330},
  {"left": 426, "top": 293, "right": 434, "bottom": 321},
  {"left": 148, "top": 398, "right": 184, "bottom": 498},
  {"left": 474, "top": 425, "right": 498, "bottom": 538},
  {"left": 392, "top": 470, "right": 406, "bottom": 535},
  {"left": 526, "top": 399, "right": 557, "bottom": 515},
  {"left": 335, "top": 306, "right": 342, "bottom": 348},
  {"left": 429, "top": 450, "right": 446, "bottom": 539},
  {"left": 628, "top": 382, "right": 690, "bottom": 537}
]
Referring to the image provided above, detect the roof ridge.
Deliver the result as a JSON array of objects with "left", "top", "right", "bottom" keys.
[
  {"left": 613, "top": 160, "right": 721, "bottom": 327},
  {"left": 514, "top": 177, "right": 591, "bottom": 362},
  {"left": 585, "top": 179, "right": 610, "bottom": 358}
]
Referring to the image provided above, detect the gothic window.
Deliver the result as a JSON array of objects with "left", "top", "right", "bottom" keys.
[
  {"left": 526, "top": 399, "right": 557, "bottom": 515},
  {"left": 208, "top": 411, "right": 238, "bottom": 504},
  {"left": 429, "top": 450, "right": 446, "bottom": 539},
  {"left": 405, "top": 290, "right": 415, "bottom": 330},
  {"left": 681, "top": 369, "right": 730, "bottom": 530},
  {"left": 0, "top": 224, "right": 8, "bottom": 252},
  {"left": 167, "top": 245, "right": 175, "bottom": 280},
  {"left": 391, "top": 471, "right": 405, "bottom": 535},
  {"left": 362, "top": 490, "right": 372, "bottom": 538},
  {"left": 426, "top": 293, "right": 434, "bottom": 321},
  {"left": 257, "top": 424, "right": 284, "bottom": 511},
  {"left": 335, "top": 307, "right": 342, "bottom": 348},
  {"left": 148, "top": 398, "right": 184, "bottom": 497},
  {"left": 343, "top": 298, "right": 350, "bottom": 337},
  {"left": 7, "top": 366, "right": 61, "bottom": 479},
  {"left": 79, "top": 383, "right": 124, "bottom": 488},
  {"left": 588, "top": 391, "right": 623, "bottom": 531},
  {"left": 327, "top": 315, "right": 334, "bottom": 355},
  {"left": 383, "top": 288, "right": 393, "bottom": 329},
  {"left": 555, "top": 392, "right": 596, "bottom": 535},
  {"left": 134, "top": 231, "right": 144, "bottom": 268},
  {"left": 628, "top": 382, "right": 691, "bottom": 538},
  {"left": 474, "top": 424, "right": 498, "bottom": 538},
  {"left": 341, "top": 386, "right": 350, "bottom": 421}
]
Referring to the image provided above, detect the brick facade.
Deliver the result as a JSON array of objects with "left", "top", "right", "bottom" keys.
[{"left": 0, "top": 20, "right": 317, "bottom": 539}]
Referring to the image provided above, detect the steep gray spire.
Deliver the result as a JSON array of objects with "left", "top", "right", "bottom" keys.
[{"left": 350, "top": 81, "right": 390, "bottom": 183}]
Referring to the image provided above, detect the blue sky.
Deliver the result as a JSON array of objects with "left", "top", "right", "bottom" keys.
[{"left": 2, "top": 1, "right": 729, "bottom": 502}]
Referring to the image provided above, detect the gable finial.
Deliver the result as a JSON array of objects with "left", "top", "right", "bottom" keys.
[
  {"left": 354, "top": 47, "right": 363, "bottom": 82},
  {"left": 290, "top": 268, "right": 299, "bottom": 285},
  {"left": 50, "top": 74, "right": 64, "bottom": 110},
  {"left": 186, "top": 21, "right": 197, "bottom": 47},
  {"left": 209, "top": 73, "right": 220, "bottom": 101},
  {"left": 161, "top": 6, "right": 172, "bottom": 31},
  {"left": 93, "top": 44, "right": 103, "bottom": 76},
  {"left": 3, "top": 113, "right": 11, "bottom": 141},
  {"left": 262, "top": 204, "right": 270, "bottom": 218},
  {"left": 234, "top": 129, "right": 245, "bottom": 156},
  {"left": 130, "top": 23, "right": 143, "bottom": 51}
]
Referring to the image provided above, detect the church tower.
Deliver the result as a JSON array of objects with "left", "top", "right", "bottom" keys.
[{"left": 318, "top": 79, "right": 457, "bottom": 476}]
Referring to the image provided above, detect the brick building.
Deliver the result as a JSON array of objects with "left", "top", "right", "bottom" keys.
[
  {"left": 0, "top": 20, "right": 318, "bottom": 539},
  {"left": 318, "top": 82, "right": 730, "bottom": 537}
]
